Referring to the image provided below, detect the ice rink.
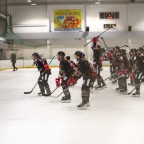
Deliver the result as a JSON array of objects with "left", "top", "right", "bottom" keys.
[{"left": 0, "top": 67, "right": 144, "bottom": 144}]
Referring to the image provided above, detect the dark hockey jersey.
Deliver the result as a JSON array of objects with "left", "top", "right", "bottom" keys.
[
  {"left": 77, "top": 58, "right": 97, "bottom": 77},
  {"left": 35, "top": 58, "right": 51, "bottom": 73},
  {"left": 59, "top": 58, "right": 74, "bottom": 77}
]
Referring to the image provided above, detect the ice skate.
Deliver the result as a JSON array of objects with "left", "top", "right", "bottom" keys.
[
  {"left": 95, "top": 85, "right": 101, "bottom": 90},
  {"left": 38, "top": 92, "right": 42, "bottom": 96},
  {"left": 128, "top": 82, "right": 134, "bottom": 86},
  {"left": 99, "top": 84, "right": 107, "bottom": 90},
  {"left": 77, "top": 99, "right": 90, "bottom": 110},
  {"left": 120, "top": 89, "right": 127, "bottom": 92},
  {"left": 42, "top": 92, "right": 51, "bottom": 96},
  {"left": 132, "top": 91, "right": 140, "bottom": 96},
  {"left": 120, "top": 89, "right": 127, "bottom": 95},
  {"left": 112, "top": 80, "right": 117, "bottom": 83},
  {"left": 116, "top": 87, "right": 120, "bottom": 91},
  {"left": 109, "top": 77, "right": 112, "bottom": 80},
  {"left": 61, "top": 96, "right": 71, "bottom": 103}
]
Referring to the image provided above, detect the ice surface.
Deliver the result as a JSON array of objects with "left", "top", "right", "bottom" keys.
[{"left": 0, "top": 67, "right": 144, "bottom": 144}]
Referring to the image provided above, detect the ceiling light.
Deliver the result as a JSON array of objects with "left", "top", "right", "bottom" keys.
[
  {"left": 95, "top": 0, "right": 101, "bottom": 4},
  {"left": 95, "top": 1, "right": 100, "bottom": 4},
  {"left": 31, "top": 3, "right": 37, "bottom": 6},
  {"left": 27, "top": 0, "right": 32, "bottom": 2}
]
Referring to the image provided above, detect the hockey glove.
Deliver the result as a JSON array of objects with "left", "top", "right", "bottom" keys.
[
  {"left": 67, "top": 77, "right": 78, "bottom": 86},
  {"left": 55, "top": 77, "right": 61, "bottom": 87}
]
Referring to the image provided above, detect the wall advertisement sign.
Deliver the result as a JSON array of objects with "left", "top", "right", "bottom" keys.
[{"left": 54, "top": 9, "right": 82, "bottom": 31}]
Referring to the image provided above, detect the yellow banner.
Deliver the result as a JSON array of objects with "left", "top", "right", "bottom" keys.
[{"left": 54, "top": 9, "right": 82, "bottom": 31}]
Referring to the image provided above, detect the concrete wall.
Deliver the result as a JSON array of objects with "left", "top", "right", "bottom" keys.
[
  {"left": 0, "top": 59, "right": 59, "bottom": 70},
  {"left": 10, "top": 4, "right": 144, "bottom": 32},
  {"left": 10, "top": 5, "right": 48, "bottom": 33},
  {"left": 3, "top": 4, "right": 144, "bottom": 61},
  {"left": 3, "top": 40, "right": 87, "bottom": 59},
  {"left": 0, "top": 59, "right": 109, "bottom": 70}
]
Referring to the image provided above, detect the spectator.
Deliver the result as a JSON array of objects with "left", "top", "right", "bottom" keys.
[{"left": 11, "top": 53, "right": 17, "bottom": 71}]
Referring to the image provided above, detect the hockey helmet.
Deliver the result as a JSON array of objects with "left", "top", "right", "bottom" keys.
[
  {"left": 32, "top": 53, "right": 41, "bottom": 59},
  {"left": 57, "top": 51, "right": 65, "bottom": 57},
  {"left": 65, "top": 56, "right": 70, "bottom": 60},
  {"left": 75, "top": 51, "right": 83, "bottom": 58}
]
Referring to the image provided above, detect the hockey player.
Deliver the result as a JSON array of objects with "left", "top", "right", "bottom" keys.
[
  {"left": 65, "top": 56, "right": 78, "bottom": 71},
  {"left": 132, "top": 48, "right": 144, "bottom": 96},
  {"left": 32, "top": 53, "right": 51, "bottom": 96},
  {"left": 65, "top": 56, "right": 80, "bottom": 86},
  {"left": 74, "top": 51, "right": 97, "bottom": 109},
  {"left": 91, "top": 42, "right": 106, "bottom": 88},
  {"left": 111, "top": 46, "right": 122, "bottom": 83},
  {"left": 107, "top": 49, "right": 115, "bottom": 79},
  {"left": 57, "top": 51, "right": 75, "bottom": 102},
  {"left": 138, "top": 47, "right": 144, "bottom": 82},
  {"left": 91, "top": 43, "right": 102, "bottom": 76},
  {"left": 115, "top": 49, "right": 129, "bottom": 93},
  {"left": 128, "top": 49, "right": 135, "bottom": 85}
]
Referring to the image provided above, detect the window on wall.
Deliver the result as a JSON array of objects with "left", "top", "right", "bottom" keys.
[
  {"left": 104, "top": 24, "right": 116, "bottom": 29},
  {"left": 100, "top": 12, "right": 119, "bottom": 19}
]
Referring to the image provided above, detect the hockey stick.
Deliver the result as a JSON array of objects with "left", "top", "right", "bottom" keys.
[
  {"left": 24, "top": 56, "right": 55, "bottom": 94},
  {"left": 49, "top": 56, "right": 55, "bottom": 65},
  {"left": 120, "top": 45, "right": 130, "bottom": 50},
  {"left": 52, "top": 91, "right": 64, "bottom": 98},
  {"left": 90, "top": 73, "right": 116, "bottom": 91},
  {"left": 101, "top": 37, "right": 108, "bottom": 49},
  {"left": 127, "top": 82, "right": 143, "bottom": 95},
  {"left": 84, "top": 26, "right": 112, "bottom": 47},
  {"left": 127, "top": 87, "right": 136, "bottom": 95},
  {"left": 52, "top": 85, "right": 72, "bottom": 98},
  {"left": 24, "top": 82, "right": 38, "bottom": 94},
  {"left": 24, "top": 73, "right": 48, "bottom": 94},
  {"left": 42, "top": 87, "right": 59, "bottom": 96},
  {"left": 24, "top": 70, "right": 47, "bottom": 94},
  {"left": 45, "top": 71, "right": 76, "bottom": 97},
  {"left": 105, "top": 75, "right": 124, "bottom": 86},
  {"left": 50, "top": 86, "right": 71, "bottom": 98}
]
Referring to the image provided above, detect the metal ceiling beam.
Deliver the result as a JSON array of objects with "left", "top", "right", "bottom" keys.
[
  {"left": 3, "top": 0, "right": 144, "bottom": 6},
  {"left": 6, "top": 1, "right": 144, "bottom": 6},
  {"left": 0, "top": 0, "right": 143, "bottom": 6}
]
